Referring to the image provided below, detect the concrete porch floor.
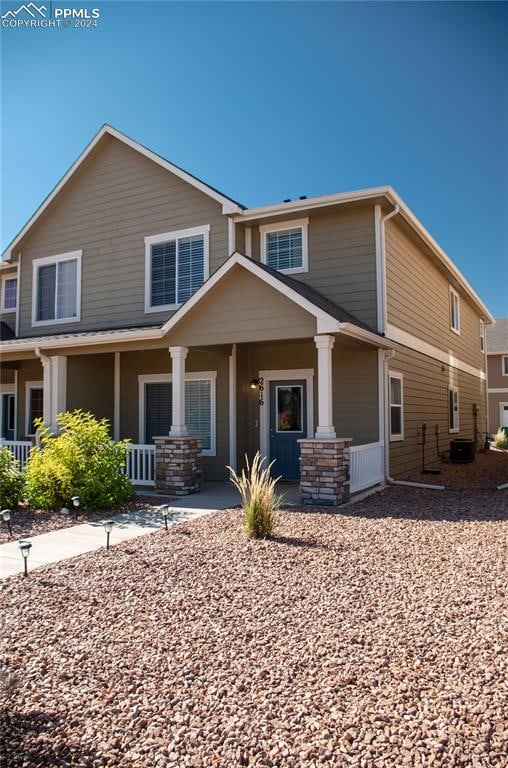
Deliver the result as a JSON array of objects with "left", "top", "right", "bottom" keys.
[{"left": 139, "top": 481, "right": 303, "bottom": 511}]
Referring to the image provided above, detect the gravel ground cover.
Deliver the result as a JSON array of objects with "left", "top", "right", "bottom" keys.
[
  {"left": 402, "top": 449, "right": 508, "bottom": 490},
  {"left": 1, "top": 484, "right": 507, "bottom": 768},
  {"left": 0, "top": 497, "right": 169, "bottom": 545}
]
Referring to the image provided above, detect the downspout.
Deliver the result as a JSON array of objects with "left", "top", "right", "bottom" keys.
[{"left": 378, "top": 206, "right": 444, "bottom": 490}]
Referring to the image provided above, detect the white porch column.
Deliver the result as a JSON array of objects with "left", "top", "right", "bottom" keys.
[
  {"left": 169, "top": 346, "right": 188, "bottom": 437},
  {"left": 314, "top": 334, "right": 336, "bottom": 439},
  {"left": 41, "top": 355, "right": 52, "bottom": 429},
  {"left": 39, "top": 354, "right": 67, "bottom": 433}
]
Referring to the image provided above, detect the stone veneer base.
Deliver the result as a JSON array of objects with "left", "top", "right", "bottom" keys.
[
  {"left": 153, "top": 436, "right": 203, "bottom": 496},
  {"left": 298, "top": 438, "right": 352, "bottom": 506}
]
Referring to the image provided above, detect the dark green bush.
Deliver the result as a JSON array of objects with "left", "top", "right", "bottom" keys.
[
  {"left": 0, "top": 446, "right": 25, "bottom": 509},
  {"left": 24, "top": 410, "right": 133, "bottom": 510}
]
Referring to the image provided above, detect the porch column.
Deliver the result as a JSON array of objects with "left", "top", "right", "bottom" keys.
[
  {"left": 169, "top": 346, "right": 188, "bottom": 437},
  {"left": 39, "top": 354, "right": 67, "bottom": 433},
  {"left": 314, "top": 334, "right": 336, "bottom": 439}
]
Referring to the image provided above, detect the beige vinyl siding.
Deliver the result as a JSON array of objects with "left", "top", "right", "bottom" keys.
[
  {"left": 333, "top": 346, "right": 379, "bottom": 444},
  {"left": 487, "top": 354, "right": 508, "bottom": 389},
  {"left": 120, "top": 347, "right": 230, "bottom": 480},
  {"left": 1, "top": 366, "right": 15, "bottom": 384},
  {"left": 243, "top": 206, "right": 377, "bottom": 329},
  {"left": 17, "top": 134, "right": 228, "bottom": 336},
  {"left": 385, "top": 219, "right": 486, "bottom": 371},
  {"left": 16, "top": 358, "right": 43, "bottom": 439},
  {"left": 166, "top": 265, "right": 317, "bottom": 347},
  {"left": 488, "top": 392, "right": 508, "bottom": 434},
  {"left": 389, "top": 345, "right": 487, "bottom": 478},
  {"left": 67, "top": 354, "right": 114, "bottom": 429}
]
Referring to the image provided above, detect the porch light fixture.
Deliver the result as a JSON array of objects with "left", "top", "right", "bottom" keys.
[
  {"left": 250, "top": 378, "right": 260, "bottom": 389},
  {"left": 104, "top": 520, "right": 114, "bottom": 550},
  {"left": 1, "top": 509, "right": 12, "bottom": 538},
  {"left": 71, "top": 496, "right": 80, "bottom": 520},
  {"left": 19, "top": 540, "right": 32, "bottom": 577}
]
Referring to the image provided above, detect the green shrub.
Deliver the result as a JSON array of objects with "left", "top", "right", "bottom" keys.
[
  {"left": 493, "top": 428, "right": 508, "bottom": 450},
  {"left": 227, "top": 451, "right": 282, "bottom": 538},
  {"left": 0, "top": 446, "right": 25, "bottom": 509},
  {"left": 24, "top": 410, "right": 133, "bottom": 510}
]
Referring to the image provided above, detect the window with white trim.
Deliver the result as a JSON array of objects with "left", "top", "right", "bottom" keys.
[
  {"left": 140, "top": 372, "right": 216, "bottom": 455},
  {"left": 389, "top": 372, "right": 404, "bottom": 441},
  {"left": 32, "top": 251, "right": 81, "bottom": 326},
  {"left": 449, "top": 386, "right": 459, "bottom": 433},
  {"left": 145, "top": 226, "right": 210, "bottom": 312},
  {"left": 26, "top": 382, "right": 44, "bottom": 435},
  {"left": 1, "top": 276, "right": 17, "bottom": 312},
  {"left": 260, "top": 218, "right": 308, "bottom": 274},
  {"left": 503, "top": 356, "right": 508, "bottom": 376},
  {"left": 450, "top": 287, "right": 460, "bottom": 334},
  {"left": 479, "top": 320, "right": 485, "bottom": 352}
]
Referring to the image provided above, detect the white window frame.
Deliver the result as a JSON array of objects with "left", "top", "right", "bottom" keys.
[
  {"left": 388, "top": 371, "right": 404, "bottom": 442},
  {"left": 449, "top": 286, "right": 461, "bottom": 335},
  {"left": 1, "top": 274, "right": 17, "bottom": 313},
  {"left": 479, "top": 320, "right": 485, "bottom": 353},
  {"left": 31, "top": 250, "right": 82, "bottom": 327},
  {"left": 138, "top": 371, "right": 216, "bottom": 455},
  {"left": 502, "top": 355, "right": 508, "bottom": 377},
  {"left": 25, "top": 380, "right": 44, "bottom": 437},
  {"left": 144, "top": 225, "right": 210, "bottom": 314},
  {"left": 499, "top": 402, "right": 508, "bottom": 429},
  {"left": 449, "top": 386, "right": 460, "bottom": 433},
  {"left": 259, "top": 218, "right": 309, "bottom": 275}
]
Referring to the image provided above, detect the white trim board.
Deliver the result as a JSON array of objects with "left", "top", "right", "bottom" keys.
[
  {"left": 2, "top": 125, "right": 242, "bottom": 261},
  {"left": 138, "top": 371, "right": 217, "bottom": 455},
  {"left": 258, "top": 368, "right": 314, "bottom": 461},
  {"left": 386, "top": 323, "right": 487, "bottom": 381},
  {"left": 488, "top": 388, "right": 508, "bottom": 394}
]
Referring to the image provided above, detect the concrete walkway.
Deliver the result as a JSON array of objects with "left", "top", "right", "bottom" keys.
[{"left": 0, "top": 500, "right": 216, "bottom": 580}]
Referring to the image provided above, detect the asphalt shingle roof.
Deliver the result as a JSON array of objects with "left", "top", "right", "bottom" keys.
[{"left": 486, "top": 318, "right": 508, "bottom": 354}]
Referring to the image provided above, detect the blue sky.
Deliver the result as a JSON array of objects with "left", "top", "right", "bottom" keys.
[{"left": 1, "top": 1, "right": 507, "bottom": 315}]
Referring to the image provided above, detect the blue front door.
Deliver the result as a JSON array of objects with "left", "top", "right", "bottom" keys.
[{"left": 269, "top": 380, "right": 307, "bottom": 480}]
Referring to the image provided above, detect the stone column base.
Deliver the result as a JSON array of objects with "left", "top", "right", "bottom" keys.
[
  {"left": 298, "top": 438, "right": 352, "bottom": 506},
  {"left": 153, "top": 436, "right": 203, "bottom": 496}
]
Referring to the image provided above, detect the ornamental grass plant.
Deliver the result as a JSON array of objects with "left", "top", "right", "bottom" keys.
[{"left": 227, "top": 451, "right": 282, "bottom": 538}]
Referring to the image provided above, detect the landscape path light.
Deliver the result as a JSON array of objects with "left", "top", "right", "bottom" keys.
[
  {"left": 71, "top": 496, "right": 80, "bottom": 520},
  {"left": 19, "top": 540, "right": 32, "bottom": 577},
  {"left": 1, "top": 509, "right": 12, "bottom": 537},
  {"left": 104, "top": 520, "right": 114, "bottom": 550},
  {"left": 160, "top": 504, "right": 171, "bottom": 530}
]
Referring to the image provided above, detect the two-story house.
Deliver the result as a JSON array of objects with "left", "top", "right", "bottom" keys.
[
  {"left": 0, "top": 125, "right": 493, "bottom": 503},
  {"left": 486, "top": 319, "right": 508, "bottom": 435}
]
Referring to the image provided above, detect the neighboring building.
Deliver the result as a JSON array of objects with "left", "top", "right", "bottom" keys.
[
  {"left": 0, "top": 125, "right": 493, "bottom": 502},
  {"left": 486, "top": 318, "right": 508, "bottom": 434}
]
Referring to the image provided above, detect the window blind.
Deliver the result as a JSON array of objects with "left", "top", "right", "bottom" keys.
[
  {"left": 150, "top": 234, "right": 204, "bottom": 307},
  {"left": 144, "top": 379, "right": 212, "bottom": 450},
  {"left": 266, "top": 228, "right": 303, "bottom": 271}
]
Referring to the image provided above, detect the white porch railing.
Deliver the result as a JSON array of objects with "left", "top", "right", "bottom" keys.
[
  {"left": 350, "top": 442, "right": 384, "bottom": 493},
  {"left": 0, "top": 440, "right": 33, "bottom": 469},
  {"left": 126, "top": 444, "right": 155, "bottom": 486}
]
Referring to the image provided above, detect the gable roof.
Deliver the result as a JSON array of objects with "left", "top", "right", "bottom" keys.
[
  {"left": 486, "top": 318, "right": 508, "bottom": 354},
  {"left": 1, "top": 124, "right": 244, "bottom": 261},
  {"left": 160, "top": 252, "right": 392, "bottom": 348}
]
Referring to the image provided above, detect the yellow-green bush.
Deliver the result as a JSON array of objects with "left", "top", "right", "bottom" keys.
[
  {"left": 24, "top": 410, "right": 133, "bottom": 510},
  {"left": 0, "top": 447, "right": 25, "bottom": 509}
]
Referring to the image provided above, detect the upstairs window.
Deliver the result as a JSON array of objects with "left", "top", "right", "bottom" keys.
[
  {"left": 1, "top": 276, "right": 17, "bottom": 312},
  {"left": 389, "top": 372, "right": 404, "bottom": 441},
  {"left": 450, "top": 286, "right": 460, "bottom": 334},
  {"left": 145, "top": 225, "right": 210, "bottom": 312},
  {"left": 503, "top": 356, "right": 508, "bottom": 376},
  {"left": 480, "top": 320, "right": 485, "bottom": 352},
  {"left": 32, "top": 251, "right": 81, "bottom": 326},
  {"left": 449, "top": 386, "right": 459, "bottom": 433},
  {"left": 260, "top": 218, "right": 308, "bottom": 274}
]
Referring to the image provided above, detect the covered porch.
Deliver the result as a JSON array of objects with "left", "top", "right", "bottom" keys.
[{"left": 0, "top": 253, "right": 393, "bottom": 504}]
